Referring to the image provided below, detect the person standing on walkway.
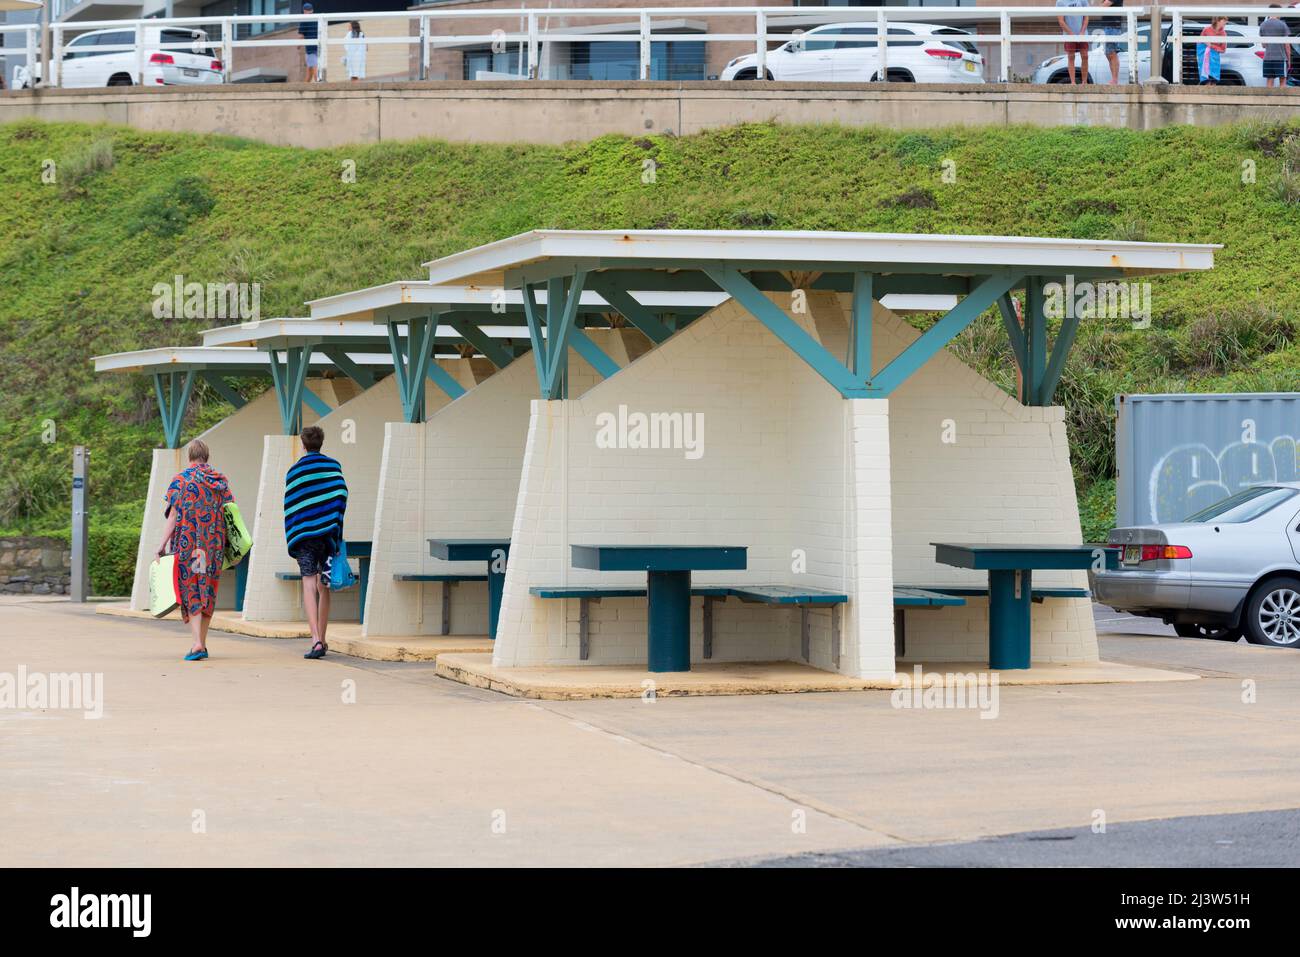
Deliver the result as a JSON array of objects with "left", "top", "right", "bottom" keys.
[
  {"left": 299, "top": 2, "right": 320, "bottom": 83},
  {"left": 343, "top": 21, "right": 367, "bottom": 81},
  {"left": 1098, "top": 0, "right": 1125, "bottom": 84},
  {"left": 156, "top": 439, "right": 234, "bottom": 662},
  {"left": 1261, "top": 7, "right": 1291, "bottom": 88},
  {"left": 284, "top": 425, "right": 348, "bottom": 660},
  {"left": 1056, "top": 0, "right": 1091, "bottom": 84},
  {"left": 1197, "top": 16, "right": 1229, "bottom": 85}
]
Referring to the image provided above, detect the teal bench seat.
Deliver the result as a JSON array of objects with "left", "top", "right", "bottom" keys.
[
  {"left": 892, "top": 583, "right": 1090, "bottom": 658},
  {"left": 531, "top": 583, "right": 848, "bottom": 663},
  {"left": 393, "top": 572, "right": 490, "bottom": 635}
]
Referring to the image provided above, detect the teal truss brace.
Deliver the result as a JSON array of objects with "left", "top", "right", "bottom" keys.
[
  {"left": 322, "top": 347, "right": 375, "bottom": 389},
  {"left": 569, "top": 328, "right": 620, "bottom": 380},
  {"left": 426, "top": 362, "right": 467, "bottom": 400},
  {"left": 199, "top": 371, "right": 246, "bottom": 411},
  {"left": 153, "top": 370, "right": 197, "bottom": 449},
  {"left": 302, "top": 388, "right": 331, "bottom": 419},
  {"left": 268, "top": 346, "right": 312, "bottom": 435},
  {"left": 704, "top": 266, "right": 870, "bottom": 396},
  {"left": 448, "top": 319, "right": 514, "bottom": 369},
  {"left": 585, "top": 277, "right": 673, "bottom": 344},
  {"left": 707, "top": 267, "right": 1023, "bottom": 399},
  {"left": 1034, "top": 277, "right": 1081, "bottom": 407},
  {"left": 866, "top": 273, "right": 1023, "bottom": 396},
  {"left": 521, "top": 271, "right": 589, "bottom": 400},
  {"left": 387, "top": 315, "right": 437, "bottom": 423}
]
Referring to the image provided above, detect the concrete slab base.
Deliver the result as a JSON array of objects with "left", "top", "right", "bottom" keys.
[
  {"left": 326, "top": 634, "right": 495, "bottom": 662},
  {"left": 95, "top": 602, "right": 490, "bottom": 661},
  {"left": 434, "top": 653, "right": 1198, "bottom": 700}
]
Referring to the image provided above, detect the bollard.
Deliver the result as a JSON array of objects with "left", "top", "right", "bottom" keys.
[{"left": 70, "top": 447, "right": 89, "bottom": 602}]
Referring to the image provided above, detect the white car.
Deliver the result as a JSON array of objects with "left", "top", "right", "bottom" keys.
[
  {"left": 16, "top": 27, "right": 224, "bottom": 89},
  {"left": 721, "top": 21, "right": 986, "bottom": 83},
  {"left": 1034, "top": 23, "right": 1268, "bottom": 85}
]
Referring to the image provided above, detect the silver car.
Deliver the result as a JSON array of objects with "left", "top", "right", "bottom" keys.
[{"left": 1092, "top": 483, "right": 1300, "bottom": 647}]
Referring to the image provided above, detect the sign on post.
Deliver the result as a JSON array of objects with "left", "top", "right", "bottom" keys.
[{"left": 71, "top": 446, "right": 89, "bottom": 602}]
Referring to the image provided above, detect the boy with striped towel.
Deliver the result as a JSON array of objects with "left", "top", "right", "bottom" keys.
[{"left": 284, "top": 425, "right": 348, "bottom": 659}]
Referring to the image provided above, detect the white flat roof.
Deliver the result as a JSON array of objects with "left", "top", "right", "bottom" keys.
[
  {"left": 198, "top": 316, "right": 528, "bottom": 348},
  {"left": 306, "top": 280, "right": 726, "bottom": 322},
  {"left": 421, "top": 229, "right": 1219, "bottom": 287},
  {"left": 92, "top": 346, "right": 394, "bottom": 374}
]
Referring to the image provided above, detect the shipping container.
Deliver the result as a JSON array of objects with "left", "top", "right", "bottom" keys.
[{"left": 1116, "top": 393, "right": 1300, "bottom": 528}]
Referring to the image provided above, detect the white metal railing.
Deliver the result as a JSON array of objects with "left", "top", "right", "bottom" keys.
[{"left": 4, "top": 6, "right": 1299, "bottom": 90}]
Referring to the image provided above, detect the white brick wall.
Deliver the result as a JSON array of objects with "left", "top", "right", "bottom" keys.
[
  {"left": 492, "top": 291, "right": 1096, "bottom": 671},
  {"left": 361, "top": 339, "right": 623, "bottom": 636}
]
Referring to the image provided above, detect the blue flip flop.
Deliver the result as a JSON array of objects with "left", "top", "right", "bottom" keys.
[{"left": 184, "top": 649, "right": 209, "bottom": 661}]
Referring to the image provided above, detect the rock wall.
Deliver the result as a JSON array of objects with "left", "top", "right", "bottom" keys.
[{"left": 0, "top": 536, "right": 71, "bottom": 595}]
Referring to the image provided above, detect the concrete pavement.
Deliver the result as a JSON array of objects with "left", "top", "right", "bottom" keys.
[{"left": 3, "top": 598, "right": 1298, "bottom": 866}]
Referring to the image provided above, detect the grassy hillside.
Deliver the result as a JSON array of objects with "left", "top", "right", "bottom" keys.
[{"left": 3, "top": 119, "right": 1299, "bottom": 554}]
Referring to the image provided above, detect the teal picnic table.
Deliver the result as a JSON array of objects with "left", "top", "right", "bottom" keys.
[
  {"left": 429, "top": 538, "right": 510, "bottom": 639},
  {"left": 571, "top": 544, "right": 747, "bottom": 672},
  {"left": 932, "top": 543, "right": 1102, "bottom": 670}
]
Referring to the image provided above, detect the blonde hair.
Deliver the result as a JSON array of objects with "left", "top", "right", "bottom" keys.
[{"left": 187, "top": 439, "right": 210, "bottom": 463}]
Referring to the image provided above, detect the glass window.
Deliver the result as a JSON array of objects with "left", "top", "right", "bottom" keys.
[
  {"left": 63, "top": 34, "right": 98, "bottom": 60},
  {"left": 463, "top": 46, "right": 525, "bottom": 80},
  {"left": 1183, "top": 486, "right": 1298, "bottom": 524},
  {"left": 566, "top": 40, "right": 705, "bottom": 81}
]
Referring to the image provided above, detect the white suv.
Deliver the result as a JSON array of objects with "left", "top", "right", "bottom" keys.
[
  {"left": 721, "top": 21, "right": 986, "bottom": 83},
  {"left": 16, "top": 27, "right": 224, "bottom": 89}
]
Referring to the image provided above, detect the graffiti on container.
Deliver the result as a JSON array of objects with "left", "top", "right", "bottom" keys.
[{"left": 1149, "top": 428, "right": 1300, "bottom": 524}]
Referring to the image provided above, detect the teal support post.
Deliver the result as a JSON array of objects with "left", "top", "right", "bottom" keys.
[
  {"left": 647, "top": 570, "right": 692, "bottom": 672},
  {"left": 987, "top": 568, "right": 1033, "bottom": 670},
  {"left": 268, "top": 346, "right": 311, "bottom": 435},
  {"left": 199, "top": 372, "right": 246, "bottom": 410},
  {"left": 521, "top": 273, "right": 588, "bottom": 400},
  {"left": 322, "top": 347, "right": 375, "bottom": 389},
  {"left": 850, "top": 272, "right": 873, "bottom": 379},
  {"left": 234, "top": 553, "right": 250, "bottom": 612},
  {"left": 1038, "top": 278, "right": 1083, "bottom": 406},
  {"left": 426, "top": 362, "right": 467, "bottom": 400},
  {"left": 1022, "top": 277, "right": 1048, "bottom": 406},
  {"left": 386, "top": 316, "right": 436, "bottom": 423},
  {"left": 569, "top": 327, "right": 620, "bottom": 379},
  {"left": 448, "top": 320, "right": 514, "bottom": 369},
  {"left": 487, "top": 545, "right": 509, "bottom": 640},
  {"left": 152, "top": 370, "right": 197, "bottom": 448}
]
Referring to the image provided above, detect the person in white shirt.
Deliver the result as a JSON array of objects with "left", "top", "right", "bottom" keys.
[{"left": 343, "top": 21, "right": 367, "bottom": 82}]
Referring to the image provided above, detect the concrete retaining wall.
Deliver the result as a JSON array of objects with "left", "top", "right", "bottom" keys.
[{"left": 5, "top": 82, "right": 1297, "bottom": 148}]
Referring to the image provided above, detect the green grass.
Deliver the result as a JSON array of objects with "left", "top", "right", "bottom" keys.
[{"left": 2, "top": 118, "right": 1299, "bottom": 539}]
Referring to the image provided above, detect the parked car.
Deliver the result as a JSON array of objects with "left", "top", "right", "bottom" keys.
[
  {"left": 1033, "top": 27, "right": 1153, "bottom": 84},
  {"left": 721, "top": 22, "right": 985, "bottom": 83},
  {"left": 1092, "top": 483, "right": 1300, "bottom": 647},
  {"left": 15, "top": 27, "right": 223, "bottom": 89},
  {"left": 1033, "top": 22, "right": 1267, "bottom": 85}
]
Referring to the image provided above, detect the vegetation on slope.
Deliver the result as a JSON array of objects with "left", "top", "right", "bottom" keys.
[{"left": 2, "top": 119, "right": 1299, "bottom": 579}]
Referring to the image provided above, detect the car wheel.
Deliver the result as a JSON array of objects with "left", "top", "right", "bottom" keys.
[
  {"left": 1244, "top": 577, "right": 1300, "bottom": 647},
  {"left": 1219, "top": 72, "right": 1245, "bottom": 86},
  {"left": 1173, "top": 622, "right": 1240, "bottom": 641},
  {"left": 1046, "top": 71, "right": 1071, "bottom": 83},
  {"left": 107, "top": 74, "right": 133, "bottom": 87}
]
